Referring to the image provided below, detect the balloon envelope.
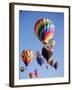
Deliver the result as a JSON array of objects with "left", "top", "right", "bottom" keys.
[
  {"left": 20, "top": 67, "right": 25, "bottom": 72},
  {"left": 34, "top": 69, "right": 39, "bottom": 77},
  {"left": 21, "top": 49, "right": 34, "bottom": 66},
  {"left": 29, "top": 72, "right": 34, "bottom": 78},
  {"left": 34, "top": 18, "right": 55, "bottom": 45},
  {"left": 53, "top": 61, "right": 58, "bottom": 70},
  {"left": 42, "top": 47, "right": 53, "bottom": 62},
  {"left": 36, "top": 51, "right": 45, "bottom": 66}
]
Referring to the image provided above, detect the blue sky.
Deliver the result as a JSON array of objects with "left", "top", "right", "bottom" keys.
[{"left": 19, "top": 10, "right": 64, "bottom": 79}]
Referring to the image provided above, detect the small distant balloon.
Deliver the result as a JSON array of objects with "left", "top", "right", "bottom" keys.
[
  {"left": 48, "top": 39, "right": 55, "bottom": 47},
  {"left": 53, "top": 61, "right": 58, "bottom": 70},
  {"left": 20, "top": 67, "right": 25, "bottom": 72},
  {"left": 34, "top": 69, "right": 39, "bottom": 77},
  {"left": 46, "top": 65, "right": 48, "bottom": 69},
  {"left": 21, "top": 49, "right": 34, "bottom": 67},
  {"left": 29, "top": 72, "right": 34, "bottom": 78}
]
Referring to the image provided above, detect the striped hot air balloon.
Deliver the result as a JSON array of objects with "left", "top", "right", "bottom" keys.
[
  {"left": 34, "top": 18, "right": 55, "bottom": 45},
  {"left": 21, "top": 49, "right": 34, "bottom": 67}
]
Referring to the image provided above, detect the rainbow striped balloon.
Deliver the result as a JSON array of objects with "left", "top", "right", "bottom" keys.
[{"left": 34, "top": 18, "right": 55, "bottom": 45}]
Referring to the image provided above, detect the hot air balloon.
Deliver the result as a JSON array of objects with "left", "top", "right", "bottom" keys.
[
  {"left": 29, "top": 72, "right": 34, "bottom": 78},
  {"left": 53, "top": 61, "right": 58, "bottom": 70},
  {"left": 48, "top": 39, "right": 55, "bottom": 47},
  {"left": 46, "top": 65, "right": 48, "bottom": 69},
  {"left": 34, "top": 18, "right": 55, "bottom": 45},
  {"left": 42, "top": 46, "right": 53, "bottom": 63},
  {"left": 34, "top": 69, "right": 39, "bottom": 78},
  {"left": 21, "top": 49, "right": 34, "bottom": 67},
  {"left": 20, "top": 66, "right": 25, "bottom": 72},
  {"left": 36, "top": 51, "right": 45, "bottom": 66},
  {"left": 42, "top": 39, "right": 58, "bottom": 69}
]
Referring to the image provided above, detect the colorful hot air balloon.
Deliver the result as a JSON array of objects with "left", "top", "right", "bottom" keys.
[
  {"left": 34, "top": 18, "right": 55, "bottom": 45},
  {"left": 21, "top": 49, "right": 34, "bottom": 67}
]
